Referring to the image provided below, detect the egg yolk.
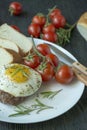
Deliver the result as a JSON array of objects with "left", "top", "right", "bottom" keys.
[{"left": 5, "top": 64, "right": 30, "bottom": 83}]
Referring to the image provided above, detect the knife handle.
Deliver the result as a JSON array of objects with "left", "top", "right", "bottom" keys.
[{"left": 72, "top": 62, "right": 87, "bottom": 86}]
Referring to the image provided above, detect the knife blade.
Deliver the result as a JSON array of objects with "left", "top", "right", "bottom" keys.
[
  {"left": 45, "top": 42, "right": 87, "bottom": 86},
  {"left": 46, "top": 42, "right": 76, "bottom": 63}
]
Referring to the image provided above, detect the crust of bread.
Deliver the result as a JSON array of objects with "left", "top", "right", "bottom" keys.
[
  {"left": 77, "top": 12, "right": 87, "bottom": 27},
  {"left": 77, "top": 12, "right": 87, "bottom": 41},
  {"left": 0, "top": 38, "right": 19, "bottom": 53},
  {"left": 0, "top": 47, "right": 23, "bottom": 66},
  {"left": 0, "top": 23, "right": 33, "bottom": 54},
  {"left": 6, "top": 48, "right": 23, "bottom": 63},
  {"left": 0, "top": 47, "right": 13, "bottom": 66}
]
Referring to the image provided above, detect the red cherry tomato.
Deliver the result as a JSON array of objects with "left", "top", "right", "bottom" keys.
[
  {"left": 9, "top": 2, "right": 22, "bottom": 15},
  {"left": 42, "top": 23, "right": 56, "bottom": 33},
  {"left": 42, "top": 32, "right": 57, "bottom": 43},
  {"left": 32, "top": 14, "right": 46, "bottom": 28},
  {"left": 55, "top": 65, "right": 74, "bottom": 84},
  {"left": 51, "top": 14, "right": 66, "bottom": 28},
  {"left": 24, "top": 55, "right": 40, "bottom": 69},
  {"left": 46, "top": 53, "right": 59, "bottom": 67},
  {"left": 11, "top": 25, "right": 20, "bottom": 32},
  {"left": 28, "top": 23, "right": 41, "bottom": 38},
  {"left": 49, "top": 8, "right": 61, "bottom": 19},
  {"left": 37, "top": 62, "right": 54, "bottom": 81},
  {"left": 36, "top": 44, "right": 51, "bottom": 56}
]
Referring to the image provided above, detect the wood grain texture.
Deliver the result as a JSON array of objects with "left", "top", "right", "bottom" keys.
[
  {"left": 0, "top": 0, "right": 87, "bottom": 130},
  {"left": 72, "top": 62, "right": 87, "bottom": 86}
]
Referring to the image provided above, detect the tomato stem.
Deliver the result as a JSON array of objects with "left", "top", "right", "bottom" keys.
[
  {"left": 38, "top": 61, "right": 48, "bottom": 71},
  {"left": 45, "top": 5, "right": 57, "bottom": 25},
  {"left": 31, "top": 36, "right": 46, "bottom": 61},
  {"left": 36, "top": 13, "right": 45, "bottom": 17},
  {"left": 8, "top": 7, "right": 14, "bottom": 16},
  {"left": 48, "top": 5, "right": 57, "bottom": 17}
]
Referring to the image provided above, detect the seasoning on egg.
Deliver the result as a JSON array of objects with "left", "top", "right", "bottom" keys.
[{"left": 5, "top": 64, "right": 30, "bottom": 83}]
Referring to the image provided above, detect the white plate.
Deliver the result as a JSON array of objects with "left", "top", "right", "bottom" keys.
[{"left": 0, "top": 38, "right": 85, "bottom": 124}]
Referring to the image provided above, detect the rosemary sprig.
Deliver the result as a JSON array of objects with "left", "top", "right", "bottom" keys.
[
  {"left": 41, "top": 89, "right": 62, "bottom": 99},
  {"left": 11, "top": 67, "right": 29, "bottom": 78},
  {"left": 56, "top": 23, "right": 76, "bottom": 46},
  {"left": 9, "top": 105, "right": 35, "bottom": 117},
  {"left": 9, "top": 99, "right": 53, "bottom": 117},
  {"left": 11, "top": 67, "right": 22, "bottom": 77},
  {"left": 32, "top": 99, "right": 53, "bottom": 113},
  {"left": 21, "top": 71, "right": 29, "bottom": 78}
]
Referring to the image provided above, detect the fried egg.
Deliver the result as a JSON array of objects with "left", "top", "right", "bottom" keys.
[{"left": 0, "top": 63, "right": 42, "bottom": 97}]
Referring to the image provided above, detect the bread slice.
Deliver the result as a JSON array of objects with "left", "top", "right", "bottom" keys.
[
  {"left": 0, "top": 23, "right": 33, "bottom": 54},
  {"left": 0, "top": 47, "right": 23, "bottom": 66},
  {"left": 0, "top": 38, "right": 19, "bottom": 53},
  {"left": 0, "top": 47, "right": 13, "bottom": 66},
  {"left": 77, "top": 12, "right": 87, "bottom": 41}
]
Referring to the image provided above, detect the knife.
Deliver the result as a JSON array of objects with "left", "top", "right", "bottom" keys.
[{"left": 46, "top": 42, "right": 87, "bottom": 86}]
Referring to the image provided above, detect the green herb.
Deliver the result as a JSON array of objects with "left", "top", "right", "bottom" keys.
[
  {"left": 9, "top": 105, "right": 35, "bottom": 117},
  {"left": 32, "top": 99, "right": 53, "bottom": 113},
  {"left": 9, "top": 99, "right": 53, "bottom": 117},
  {"left": 21, "top": 71, "right": 29, "bottom": 78},
  {"left": 41, "top": 89, "right": 62, "bottom": 99},
  {"left": 11, "top": 67, "right": 22, "bottom": 77},
  {"left": 47, "top": 6, "right": 76, "bottom": 46},
  {"left": 11, "top": 67, "right": 29, "bottom": 78},
  {"left": 56, "top": 23, "right": 76, "bottom": 46}
]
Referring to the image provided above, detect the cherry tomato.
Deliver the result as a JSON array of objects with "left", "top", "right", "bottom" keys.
[
  {"left": 46, "top": 53, "right": 59, "bottom": 67},
  {"left": 49, "top": 8, "right": 61, "bottom": 19},
  {"left": 51, "top": 14, "right": 66, "bottom": 28},
  {"left": 32, "top": 14, "right": 46, "bottom": 28},
  {"left": 55, "top": 65, "right": 74, "bottom": 84},
  {"left": 9, "top": 2, "right": 22, "bottom": 15},
  {"left": 37, "top": 62, "right": 54, "bottom": 81},
  {"left": 24, "top": 55, "right": 40, "bottom": 69},
  {"left": 42, "top": 23, "right": 56, "bottom": 33},
  {"left": 28, "top": 23, "right": 41, "bottom": 38},
  {"left": 11, "top": 25, "right": 20, "bottom": 32},
  {"left": 36, "top": 44, "right": 51, "bottom": 56},
  {"left": 42, "top": 32, "right": 57, "bottom": 43}
]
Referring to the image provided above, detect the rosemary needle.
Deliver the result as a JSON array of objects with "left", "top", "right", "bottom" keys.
[
  {"left": 9, "top": 99, "right": 53, "bottom": 117},
  {"left": 56, "top": 23, "right": 76, "bottom": 46},
  {"left": 11, "top": 67, "right": 22, "bottom": 77},
  {"left": 32, "top": 99, "right": 53, "bottom": 113},
  {"left": 41, "top": 89, "right": 62, "bottom": 99},
  {"left": 9, "top": 105, "right": 35, "bottom": 117},
  {"left": 11, "top": 67, "right": 29, "bottom": 78}
]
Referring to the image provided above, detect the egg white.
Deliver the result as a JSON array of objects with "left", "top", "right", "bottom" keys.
[{"left": 0, "top": 64, "right": 42, "bottom": 97}]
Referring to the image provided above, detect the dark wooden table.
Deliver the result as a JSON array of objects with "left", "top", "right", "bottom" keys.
[{"left": 0, "top": 0, "right": 87, "bottom": 130}]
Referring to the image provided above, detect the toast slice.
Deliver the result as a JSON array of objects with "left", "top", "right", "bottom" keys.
[
  {"left": 0, "top": 47, "right": 22, "bottom": 66},
  {"left": 0, "top": 38, "right": 19, "bottom": 53},
  {"left": 0, "top": 47, "right": 13, "bottom": 66},
  {"left": 77, "top": 12, "right": 87, "bottom": 41},
  {"left": 0, "top": 24, "right": 33, "bottom": 54}
]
